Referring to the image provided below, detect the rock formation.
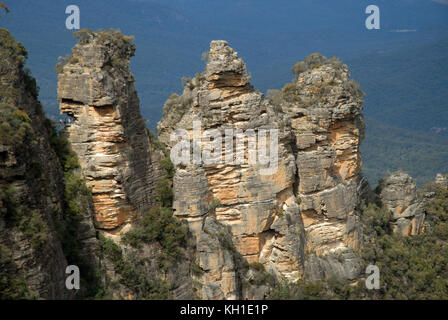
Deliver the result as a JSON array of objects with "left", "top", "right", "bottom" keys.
[
  {"left": 57, "top": 30, "right": 156, "bottom": 231},
  {"left": 158, "top": 40, "right": 303, "bottom": 299},
  {"left": 0, "top": 29, "right": 72, "bottom": 299},
  {"left": 282, "top": 54, "right": 365, "bottom": 280},
  {"left": 378, "top": 171, "right": 425, "bottom": 236},
  {"left": 158, "top": 42, "right": 367, "bottom": 295},
  {"left": 3, "top": 24, "right": 441, "bottom": 300},
  {"left": 435, "top": 173, "right": 448, "bottom": 189}
]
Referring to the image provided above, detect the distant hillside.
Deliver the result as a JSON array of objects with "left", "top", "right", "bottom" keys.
[
  {"left": 348, "top": 37, "right": 448, "bottom": 134},
  {"left": 361, "top": 117, "right": 448, "bottom": 187},
  {"left": 347, "top": 38, "right": 448, "bottom": 186}
]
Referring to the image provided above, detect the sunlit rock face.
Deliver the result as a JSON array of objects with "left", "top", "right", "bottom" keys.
[
  {"left": 379, "top": 172, "right": 425, "bottom": 236},
  {"left": 280, "top": 54, "right": 365, "bottom": 280},
  {"left": 58, "top": 31, "right": 156, "bottom": 230},
  {"left": 158, "top": 41, "right": 369, "bottom": 296},
  {"left": 158, "top": 40, "right": 305, "bottom": 298}
]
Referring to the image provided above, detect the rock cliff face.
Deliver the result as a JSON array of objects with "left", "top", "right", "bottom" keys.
[
  {"left": 158, "top": 41, "right": 366, "bottom": 296},
  {"left": 0, "top": 29, "right": 72, "bottom": 299},
  {"left": 378, "top": 172, "right": 425, "bottom": 236},
  {"left": 283, "top": 54, "right": 365, "bottom": 280},
  {"left": 159, "top": 40, "right": 303, "bottom": 299},
  {"left": 2, "top": 26, "right": 444, "bottom": 300},
  {"left": 57, "top": 30, "right": 156, "bottom": 231}
]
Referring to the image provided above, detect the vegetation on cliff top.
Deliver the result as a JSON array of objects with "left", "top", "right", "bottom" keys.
[
  {"left": 268, "top": 54, "right": 363, "bottom": 111},
  {"left": 55, "top": 29, "right": 135, "bottom": 74}
]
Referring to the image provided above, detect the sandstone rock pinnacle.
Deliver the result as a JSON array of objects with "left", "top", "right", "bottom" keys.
[{"left": 57, "top": 30, "right": 156, "bottom": 230}]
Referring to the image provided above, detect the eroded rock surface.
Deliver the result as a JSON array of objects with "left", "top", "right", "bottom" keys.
[
  {"left": 378, "top": 172, "right": 425, "bottom": 236},
  {"left": 158, "top": 42, "right": 366, "bottom": 296},
  {"left": 58, "top": 30, "right": 156, "bottom": 230},
  {"left": 279, "top": 54, "right": 366, "bottom": 279},
  {"left": 158, "top": 41, "right": 305, "bottom": 298}
]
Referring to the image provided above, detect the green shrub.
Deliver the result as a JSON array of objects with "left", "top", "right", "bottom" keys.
[
  {"left": 249, "top": 262, "right": 265, "bottom": 272},
  {"left": 0, "top": 244, "right": 34, "bottom": 299},
  {"left": 147, "top": 129, "right": 167, "bottom": 154},
  {"left": 99, "top": 233, "right": 171, "bottom": 299},
  {"left": 191, "top": 263, "right": 205, "bottom": 277},
  {"left": 0, "top": 103, "right": 32, "bottom": 149},
  {"left": 122, "top": 206, "right": 188, "bottom": 262},
  {"left": 18, "top": 210, "right": 49, "bottom": 249},
  {"left": 99, "top": 233, "right": 123, "bottom": 270}
]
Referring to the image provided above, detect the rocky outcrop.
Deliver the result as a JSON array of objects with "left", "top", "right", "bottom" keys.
[
  {"left": 0, "top": 29, "right": 72, "bottom": 299},
  {"left": 378, "top": 172, "right": 425, "bottom": 236},
  {"left": 158, "top": 42, "right": 366, "bottom": 295},
  {"left": 280, "top": 54, "right": 365, "bottom": 280},
  {"left": 435, "top": 173, "right": 448, "bottom": 189},
  {"left": 57, "top": 30, "right": 156, "bottom": 231},
  {"left": 158, "top": 41, "right": 304, "bottom": 298}
]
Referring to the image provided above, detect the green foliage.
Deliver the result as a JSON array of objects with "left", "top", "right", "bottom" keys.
[
  {"left": 23, "top": 68, "right": 39, "bottom": 98},
  {"left": 47, "top": 122, "right": 79, "bottom": 171},
  {"left": 0, "top": 187, "right": 49, "bottom": 251},
  {"left": 99, "top": 233, "right": 123, "bottom": 270},
  {"left": 162, "top": 93, "right": 192, "bottom": 122},
  {"left": 249, "top": 262, "right": 265, "bottom": 272},
  {"left": 119, "top": 254, "right": 171, "bottom": 299},
  {"left": 361, "top": 203, "right": 393, "bottom": 237},
  {"left": 18, "top": 210, "right": 49, "bottom": 249},
  {"left": 0, "top": 104, "right": 32, "bottom": 149},
  {"left": 147, "top": 129, "right": 167, "bottom": 154},
  {"left": 0, "top": 244, "right": 35, "bottom": 299},
  {"left": 98, "top": 233, "right": 171, "bottom": 299},
  {"left": 281, "top": 83, "right": 302, "bottom": 103},
  {"left": 0, "top": 28, "right": 27, "bottom": 67},
  {"left": 155, "top": 157, "right": 174, "bottom": 207},
  {"left": 122, "top": 206, "right": 188, "bottom": 263},
  {"left": 75, "top": 29, "right": 135, "bottom": 69},
  {"left": 191, "top": 263, "right": 205, "bottom": 277},
  {"left": 268, "top": 279, "right": 328, "bottom": 300},
  {"left": 291, "top": 53, "right": 327, "bottom": 80},
  {"left": 358, "top": 183, "right": 448, "bottom": 299}
]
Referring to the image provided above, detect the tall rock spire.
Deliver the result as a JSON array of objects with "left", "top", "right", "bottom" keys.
[
  {"left": 158, "top": 40, "right": 304, "bottom": 299},
  {"left": 57, "top": 30, "right": 156, "bottom": 230}
]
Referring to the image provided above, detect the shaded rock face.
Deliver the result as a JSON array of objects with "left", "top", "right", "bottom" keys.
[
  {"left": 283, "top": 55, "right": 365, "bottom": 279},
  {"left": 158, "top": 42, "right": 365, "bottom": 296},
  {"left": 0, "top": 29, "right": 72, "bottom": 299},
  {"left": 57, "top": 31, "right": 156, "bottom": 230},
  {"left": 379, "top": 172, "right": 425, "bottom": 236}
]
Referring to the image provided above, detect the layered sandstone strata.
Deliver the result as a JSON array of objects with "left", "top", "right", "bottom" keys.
[
  {"left": 57, "top": 30, "right": 155, "bottom": 230},
  {"left": 281, "top": 54, "right": 366, "bottom": 280},
  {"left": 158, "top": 41, "right": 304, "bottom": 298},
  {"left": 379, "top": 172, "right": 425, "bottom": 236},
  {"left": 159, "top": 43, "right": 369, "bottom": 293}
]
